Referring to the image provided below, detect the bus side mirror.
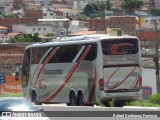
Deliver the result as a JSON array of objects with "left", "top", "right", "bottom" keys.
[{"left": 15, "top": 71, "right": 19, "bottom": 81}]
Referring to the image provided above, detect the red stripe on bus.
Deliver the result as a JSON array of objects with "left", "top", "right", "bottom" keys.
[
  {"left": 34, "top": 47, "right": 59, "bottom": 88},
  {"left": 87, "top": 65, "right": 97, "bottom": 104},
  {"left": 106, "top": 67, "right": 121, "bottom": 85},
  {"left": 108, "top": 67, "right": 137, "bottom": 90},
  {"left": 134, "top": 76, "right": 142, "bottom": 88},
  {"left": 43, "top": 45, "right": 92, "bottom": 102}
]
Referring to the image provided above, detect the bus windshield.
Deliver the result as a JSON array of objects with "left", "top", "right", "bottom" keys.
[{"left": 101, "top": 38, "right": 138, "bottom": 55}]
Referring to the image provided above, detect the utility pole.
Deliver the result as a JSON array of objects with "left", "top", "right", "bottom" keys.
[{"left": 154, "top": 20, "right": 160, "bottom": 93}]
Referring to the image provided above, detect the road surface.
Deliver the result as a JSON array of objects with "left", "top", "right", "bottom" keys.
[{"left": 36, "top": 104, "right": 160, "bottom": 120}]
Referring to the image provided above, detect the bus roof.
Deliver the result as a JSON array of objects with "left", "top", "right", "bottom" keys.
[
  {"left": 59, "top": 34, "right": 110, "bottom": 42},
  {"left": 26, "top": 35, "right": 138, "bottom": 49}
]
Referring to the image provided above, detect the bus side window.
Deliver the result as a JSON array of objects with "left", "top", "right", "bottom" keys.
[
  {"left": 84, "top": 43, "right": 97, "bottom": 61},
  {"left": 22, "top": 49, "right": 30, "bottom": 87}
]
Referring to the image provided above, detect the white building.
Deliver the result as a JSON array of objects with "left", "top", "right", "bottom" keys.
[
  {"left": 0, "top": 33, "right": 21, "bottom": 43},
  {"left": 0, "top": 0, "right": 13, "bottom": 13},
  {"left": 12, "top": 23, "right": 66, "bottom": 37},
  {"left": 42, "top": 9, "right": 56, "bottom": 19}
]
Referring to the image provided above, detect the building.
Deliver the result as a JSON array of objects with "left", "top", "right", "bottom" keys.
[
  {"left": 43, "top": 9, "right": 57, "bottom": 19},
  {"left": 0, "top": 33, "right": 22, "bottom": 43},
  {"left": 154, "top": 0, "right": 160, "bottom": 8},
  {"left": 24, "top": 9, "right": 43, "bottom": 19},
  {"left": 0, "top": 0, "right": 13, "bottom": 13},
  {"left": 0, "top": 18, "right": 38, "bottom": 31},
  {"left": 50, "top": 0, "right": 67, "bottom": 10},
  {"left": 0, "top": 26, "right": 23, "bottom": 43},
  {"left": 0, "top": 43, "right": 28, "bottom": 95},
  {"left": 0, "top": 43, "right": 27, "bottom": 74},
  {"left": 88, "top": 16, "right": 136, "bottom": 36},
  {"left": 12, "top": 22, "right": 66, "bottom": 37},
  {"left": 0, "top": 26, "right": 8, "bottom": 34},
  {"left": 13, "top": 0, "right": 23, "bottom": 9}
]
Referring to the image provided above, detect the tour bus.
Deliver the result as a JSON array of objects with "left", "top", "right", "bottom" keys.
[{"left": 21, "top": 35, "right": 142, "bottom": 106}]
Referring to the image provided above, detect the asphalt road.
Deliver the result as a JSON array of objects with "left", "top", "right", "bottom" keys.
[{"left": 36, "top": 104, "right": 160, "bottom": 120}]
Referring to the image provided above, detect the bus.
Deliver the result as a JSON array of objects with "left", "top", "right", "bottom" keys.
[{"left": 21, "top": 35, "right": 142, "bottom": 106}]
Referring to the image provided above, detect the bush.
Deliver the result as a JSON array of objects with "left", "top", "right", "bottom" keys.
[
  {"left": 45, "top": 32, "right": 55, "bottom": 37},
  {"left": 150, "top": 8, "right": 160, "bottom": 16},
  {"left": 149, "top": 94, "right": 160, "bottom": 104},
  {"left": 0, "top": 93, "right": 22, "bottom": 97},
  {"left": 96, "top": 100, "right": 106, "bottom": 107},
  {"left": 109, "top": 98, "right": 115, "bottom": 107},
  {"left": 126, "top": 100, "right": 160, "bottom": 107}
]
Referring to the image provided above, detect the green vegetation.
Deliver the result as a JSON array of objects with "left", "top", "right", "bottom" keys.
[
  {"left": 83, "top": 0, "right": 112, "bottom": 18},
  {"left": 109, "top": 98, "right": 115, "bottom": 107},
  {"left": 96, "top": 94, "right": 160, "bottom": 107},
  {"left": 0, "top": 93, "right": 22, "bottom": 97},
  {"left": 45, "top": 32, "right": 55, "bottom": 37},
  {"left": 150, "top": 8, "right": 160, "bottom": 16},
  {"left": 127, "top": 94, "right": 160, "bottom": 107},
  {"left": 105, "top": 0, "right": 112, "bottom": 11},
  {"left": 5, "top": 13, "right": 19, "bottom": 18},
  {"left": 96, "top": 99, "right": 115, "bottom": 107},
  {"left": 0, "top": 12, "right": 19, "bottom": 18},
  {"left": 73, "top": 14, "right": 88, "bottom": 20},
  {"left": 126, "top": 101, "right": 160, "bottom": 107},
  {"left": 149, "top": 94, "right": 160, "bottom": 104},
  {"left": 10, "top": 33, "right": 42, "bottom": 43},
  {"left": 96, "top": 101, "right": 106, "bottom": 107},
  {"left": 122, "top": 0, "right": 144, "bottom": 15}
]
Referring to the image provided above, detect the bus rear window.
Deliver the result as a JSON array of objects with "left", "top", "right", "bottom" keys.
[{"left": 101, "top": 38, "right": 138, "bottom": 55}]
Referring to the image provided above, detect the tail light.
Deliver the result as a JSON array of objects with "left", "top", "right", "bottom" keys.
[{"left": 99, "top": 79, "right": 104, "bottom": 91}]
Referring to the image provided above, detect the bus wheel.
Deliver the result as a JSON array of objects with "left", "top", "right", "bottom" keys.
[
  {"left": 115, "top": 101, "right": 126, "bottom": 107},
  {"left": 32, "top": 92, "right": 42, "bottom": 105},
  {"left": 69, "top": 91, "right": 77, "bottom": 106},
  {"left": 77, "top": 92, "right": 84, "bottom": 106}
]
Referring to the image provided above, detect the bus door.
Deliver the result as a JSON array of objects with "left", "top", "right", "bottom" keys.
[
  {"left": 22, "top": 48, "right": 31, "bottom": 97},
  {"left": 101, "top": 38, "right": 141, "bottom": 93}
]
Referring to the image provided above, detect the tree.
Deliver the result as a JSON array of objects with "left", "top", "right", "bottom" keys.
[
  {"left": 5, "top": 13, "right": 19, "bottom": 18},
  {"left": 122, "top": 0, "right": 144, "bottom": 15},
  {"left": 0, "top": 12, "right": 4, "bottom": 18},
  {"left": 32, "top": 33, "right": 41, "bottom": 42},
  {"left": 10, "top": 33, "right": 41, "bottom": 43},
  {"left": 150, "top": 8, "right": 160, "bottom": 16},
  {"left": 83, "top": 3, "right": 97, "bottom": 16},
  {"left": 45, "top": 32, "right": 55, "bottom": 37},
  {"left": 83, "top": 2, "right": 106, "bottom": 17},
  {"left": 105, "top": 0, "right": 112, "bottom": 11}
]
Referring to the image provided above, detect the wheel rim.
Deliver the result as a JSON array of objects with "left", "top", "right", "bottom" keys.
[
  {"left": 79, "top": 94, "right": 84, "bottom": 106},
  {"left": 70, "top": 92, "right": 76, "bottom": 106}
]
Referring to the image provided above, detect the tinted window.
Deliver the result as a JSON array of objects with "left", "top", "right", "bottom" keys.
[
  {"left": 83, "top": 43, "right": 97, "bottom": 61},
  {"left": 31, "top": 47, "right": 50, "bottom": 64},
  {"left": 101, "top": 38, "right": 138, "bottom": 55},
  {"left": 48, "top": 45, "right": 82, "bottom": 63},
  {"left": 22, "top": 49, "right": 30, "bottom": 87},
  {"left": 48, "top": 43, "right": 97, "bottom": 63}
]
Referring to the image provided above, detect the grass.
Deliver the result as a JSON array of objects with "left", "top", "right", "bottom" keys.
[
  {"left": 126, "top": 100, "right": 160, "bottom": 107},
  {"left": 0, "top": 92, "right": 23, "bottom": 97},
  {"left": 96, "top": 100, "right": 106, "bottom": 107},
  {"left": 126, "top": 94, "right": 160, "bottom": 107}
]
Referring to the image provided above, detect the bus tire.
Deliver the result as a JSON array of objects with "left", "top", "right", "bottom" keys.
[
  {"left": 77, "top": 92, "right": 84, "bottom": 106},
  {"left": 115, "top": 101, "right": 126, "bottom": 107},
  {"left": 66, "top": 103, "right": 71, "bottom": 106},
  {"left": 32, "top": 91, "right": 42, "bottom": 105},
  {"left": 69, "top": 91, "right": 77, "bottom": 106}
]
